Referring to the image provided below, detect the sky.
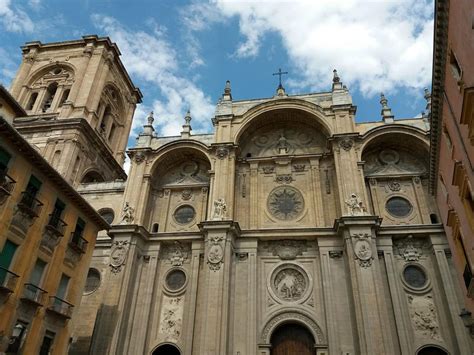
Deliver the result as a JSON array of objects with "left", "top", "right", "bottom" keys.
[{"left": 0, "top": 0, "right": 434, "bottom": 145}]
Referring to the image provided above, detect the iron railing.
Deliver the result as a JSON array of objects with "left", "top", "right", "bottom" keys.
[
  {"left": 21, "top": 283, "right": 47, "bottom": 305},
  {"left": 0, "top": 266, "right": 19, "bottom": 293},
  {"left": 69, "top": 231, "right": 88, "bottom": 254},
  {"left": 47, "top": 296, "right": 74, "bottom": 318},
  {"left": 17, "top": 192, "right": 43, "bottom": 217},
  {"left": 45, "top": 213, "right": 67, "bottom": 236}
]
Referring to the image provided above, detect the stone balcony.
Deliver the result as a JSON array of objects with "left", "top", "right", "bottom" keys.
[
  {"left": 47, "top": 296, "right": 74, "bottom": 319},
  {"left": 0, "top": 171, "right": 15, "bottom": 205},
  {"left": 0, "top": 267, "right": 19, "bottom": 295},
  {"left": 41, "top": 214, "right": 68, "bottom": 253},
  {"left": 20, "top": 283, "right": 47, "bottom": 307}
]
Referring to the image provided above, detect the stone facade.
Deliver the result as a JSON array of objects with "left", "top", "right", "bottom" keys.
[{"left": 69, "top": 74, "right": 472, "bottom": 354}]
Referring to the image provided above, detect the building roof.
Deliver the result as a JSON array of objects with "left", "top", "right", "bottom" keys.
[
  {"left": 0, "top": 115, "right": 109, "bottom": 230},
  {"left": 0, "top": 85, "right": 27, "bottom": 117}
]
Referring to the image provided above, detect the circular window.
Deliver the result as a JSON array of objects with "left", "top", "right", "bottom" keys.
[
  {"left": 84, "top": 268, "right": 101, "bottom": 294},
  {"left": 403, "top": 265, "right": 427, "bottom": 289},
  {"left": 386, "top": 197, "right": 412, "bottom": 217},
  {"left": 165, "top": 269, "right": 187, "bottom": 292},
  {"left": 99, "top": 209, "right": 115, "bottom": 224},
  {"left": 267, "top": 186, "right": 304, "bottom": 220},
  {"left": 174, "top": 205, "right": 195, "bottom": 224}
]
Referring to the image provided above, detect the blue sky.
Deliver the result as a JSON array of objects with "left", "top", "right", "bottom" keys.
[{"left": 0, "top": 0, "right": 434, "bottom": 143}]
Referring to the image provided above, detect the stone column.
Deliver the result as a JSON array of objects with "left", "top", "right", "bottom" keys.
[
  {"left": 198, "top": 221, "right": 240, "bottom": 355},
  {"left": 336, "top": 216, "right": 394, "bottom": 355},
  {"left": 431, "top": 237, "right": 472, "bottom": 353},
  {"left": 89, "top": 225, "right": 149, "bottom": 355}
]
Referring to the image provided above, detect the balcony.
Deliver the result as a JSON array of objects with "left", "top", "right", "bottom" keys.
[
  {"left": 17, "top": 192, "right": 43, "bottom": 218},
  {"left": 41, "top": 214, "right": 67, "bottom": 253},
  {"left": 0, "top": 266, "right": 19, "bottom": 294},
  {"left": 20, "top": 283, "right": 47, "bottom": 306},
  {"left": 0, "top": 171, "right": 15, "bottom": 205},
  {"left": 47, "top": 296, "right": 74, "bottom": 319},
  {"left": 68, "top": 231, "right": 88, "bottom": 254}
]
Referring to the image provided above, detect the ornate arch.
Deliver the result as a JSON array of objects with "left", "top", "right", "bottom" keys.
[
  {"left": 26, "top": 62, "right": 76, "bottom": 87},
  {"left": 150, "top": 342, "right": 182, "bottom": 355},
  {"left": 234, "top": 99, "right": 332, "bottom": 145},
  {"left": 260, "top": 310, "right": 326, "bottom": 345}
]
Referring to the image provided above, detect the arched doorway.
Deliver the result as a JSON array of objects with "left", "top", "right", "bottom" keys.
[
  {"left": 271, "top": 323, "right": 315, "bottom": 355},
  {"left": 417, "top": 346, "right": 448, "bottom": 355},
  {"left": 152, "top": 343, "right": 180, "bottom": 355}
]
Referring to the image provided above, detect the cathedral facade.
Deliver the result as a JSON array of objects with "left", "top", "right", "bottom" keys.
[{"left": 6, "top": 37, "right": 473, "bottom": 355}]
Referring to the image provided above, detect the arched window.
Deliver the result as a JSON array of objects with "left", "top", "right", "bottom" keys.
[
  {"left": 26, "top": 92, "right": 38, "bottom": 110},
  {"left": 59, "top": 89, "right": 70, "bottom": 106},
  {"left": 152, "top": 344, "right": 180, "bottom": 355},
  {"left": 98, "top": 208, "right": 115, "bottom": 224},
  {"left": 417, "top": 345, "right": 448, "bottom": 355},
  {"left": 81, "top": 171, "right": 105, "bottom": 184},
  {"left": 42, "top": 82, "right": 58, "bottom": 112}
]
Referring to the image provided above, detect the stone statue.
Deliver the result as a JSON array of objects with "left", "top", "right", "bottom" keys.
[
  {"left": 120, "top": 202, "right": 134, "bottom": 224},
  {"left": 212, "top": 198, "right": 227, "bottom": 220},
  {"left": 345, "top": 193, "right": 366, "bottom": 216},
  {"left": 277, "top": 133, "right": 289, "bottom": 154}
]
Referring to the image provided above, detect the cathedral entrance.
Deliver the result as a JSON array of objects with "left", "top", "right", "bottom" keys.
[
  {"left": 270, "top": 323, "right": 315, "bottom": 355},
  {"left": 152, "top": 344, "right": 180, "bottom": 355}
]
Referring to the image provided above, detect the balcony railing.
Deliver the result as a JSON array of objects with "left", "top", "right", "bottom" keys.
[
  {"left": 0, "top": 266, "right": 19, "bottom": 294},
  {"left": 45, "top": 214, "right": 67, "bottom": 237},
  {"left": 21, "top": 283, "right": 47, "bottom": 306},
  {"left": 47, "top": 296, "right": 74, "bottom": 319},
  {"left": 17, "top": 192, "right": 43, "bottom": 218},
  {"left": 0, "top": 170, "right": 16, "bottom": 200},
  {"left": 68, "top": 231, "right": 88, "bottom": 254}
]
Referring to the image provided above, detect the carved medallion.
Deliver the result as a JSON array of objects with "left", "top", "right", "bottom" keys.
[
  {"left": 339, "top": 138, "right": 354, "bottom": 151},
  {"left": 207, "top": 235, "right": 224, "bottom": 271},
  {"left": 133, "top": 152, "right": 145, "bottom": 164},
  {"left": 352, "top": 233, "right": 373, "bottom": 268},
  {"left": 271, "top": 265, "right": 308, "bottom": 302},
  {"left": 110, "top": 241, "right": 129, "bottom": 273},
  {"left": 181, "top": 189, "right": 192, "bottom": 200},
  {"left": 388, "top": 180, "right": 401, "bottom": 191},
  {"left": 216, "top": 146, "right": 229, "bottom": 159},
  {"left": 267, "top": 186, "right": 304, "bottom": 220}
]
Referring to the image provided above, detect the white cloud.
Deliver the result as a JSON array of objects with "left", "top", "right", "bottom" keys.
[
  {"left": 203, "top": 0, "right": 433, "bottom": 96},
  {"left": 92, "top": 14, "right": 215, "bottom": 137},
  {"left": 0, "top": 0, "right": 34, "bottom": 33},
  {"left": 0, "top": 47, "right": 18, "bottom": 85}
]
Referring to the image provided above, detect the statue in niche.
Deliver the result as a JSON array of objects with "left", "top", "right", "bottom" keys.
[
  {"left": 344, "top": 193, "right": 366, "bottom": 216},
  {"left": 120, "top": 202, "right": 134, "bottom": 224},
  {"left": 277, "top": 133, "right": 289, "bottom": 154},
  {"left": 212, "top": 198, "right": 227, "bottom": 220}
]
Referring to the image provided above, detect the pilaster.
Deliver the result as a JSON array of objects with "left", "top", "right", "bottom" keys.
[
  {"left": 198, "top": 220, "right": 240, "bottom": 355},
  {"left": 335, "top": 216, "right": 394, "bottom": 354}
]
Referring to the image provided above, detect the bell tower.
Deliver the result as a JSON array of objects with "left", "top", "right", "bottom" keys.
[{"left": 9, "top": 35, "right": 142, "bottom": 185}]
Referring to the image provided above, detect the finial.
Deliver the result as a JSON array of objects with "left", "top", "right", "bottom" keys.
[
  {"left": 147, "top": 111, "right": 154, "bottom": 125},
  {"left": 222, "top": 80, "right": 232, "bottom": 101},
  {"left": 184, "top": 110, "right": 192, "bottom": 125},
  {"left": 380, "top": 93, "right": 394, "bottom": 123},
  {"left": 332, "top": 69, "right": 343, "bottom": 91}
]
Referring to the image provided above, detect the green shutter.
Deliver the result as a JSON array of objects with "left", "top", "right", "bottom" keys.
[
  {"left": 0, "top": 240, "right": 18, "bottom": 284},
  {"left": 0, "top": 146, "right": 11, "bottom": 170},
  {"left": 55, "top": 199, "right": 65, "bottom": 210},
  {"left": 28, "top": 175, "right": 42, "bottom": 190},
  {"left": 56, "top": 274, "right": 70, "bottom": 299},
  {"left": 30, "top": 259, "right": 46, "bottom": 286}
]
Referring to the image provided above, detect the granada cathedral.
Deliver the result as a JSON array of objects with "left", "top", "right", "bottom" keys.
[{"left": 5, "top": 37, "right": 473, "bottom": 355}]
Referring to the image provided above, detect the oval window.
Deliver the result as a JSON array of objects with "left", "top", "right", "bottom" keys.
[
  {"left": 84, "top": 268, "right": 101, "bottom": 294},
  {"left": 165, "top": 269, "right": 186, "bottom": 291},
  {"left": 174, "top": 205, "right": 195, "bottom": 224},
  {"left": 386, "top": 197, "right": 412, "bottom": 217},
  {"left": 403, "top": 265, "right": 427, "bottom": 288},
  {"left": 99, "top": 209, "right": 115, "bottom": 224}
]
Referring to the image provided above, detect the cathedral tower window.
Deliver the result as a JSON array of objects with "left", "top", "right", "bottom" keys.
[
  {"left": 59, "top": 89, "right": 70, "bottom": 106},
  {"left": 41, "top": 82, "right": 58, "bottom": 113},
  {"left": 26, "top": 92, "right": 38, "bottom": 111}
]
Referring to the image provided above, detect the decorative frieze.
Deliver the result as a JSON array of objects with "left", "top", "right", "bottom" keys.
[{"left": 262, "top": 240, "right": 307, "bottom": 260}]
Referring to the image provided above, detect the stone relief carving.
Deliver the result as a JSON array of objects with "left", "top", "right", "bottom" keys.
[
  {"left": 263, "top": 240, "right": 307, "bottom": 260},
  {"left": 216, "top": 146, "right": 229, "bottom": 159},
  {"left": 181, "top": 189, "right": 192, "bottom": 200},
  {"left": 262, "top": 166, "right": 275, "bottom": 174},
  {"left": 166, "top": 241, "right": 189, "bottom": 266},
  {"left": 339, "top": 138, "right": 354, "bottom": 151},
  {"left": 207, "top": 235, "right": 225, "bottom": 271},
  {"left": 325, "top": 170, "right": 331, "bottom": 194},
  {"left": 159, "top": 296, "right": 183, "bottom": 340},
  {"left": 293, "top": 164, "right": 305, "bottom": 172},
  {"left": 240, "top": 124, "right": 326, "bottom": 158},
  {"left": 363, "top": 148, "right": 427, "bottom": 177},
  {"left": 241, "top": 173, "right": 246, "bottom": 198},
  {"left": 275, "top": 174, "right": 293, "bottom": 184},
  {"left": 267, "top": 186, "right": 304, "bottom": 221},
  {"left": 344, "top": 193, "right": 367, "bottom": 216},
  {"left": 133, "top": 152, "right": 145, "bottom": 164},
  {"left": 110, "top": 241, "right": 129, "bottom": 273},
  {"left": 120, "top": 202, "right": 134, "bottom": 224},
  {"left": 212, "top": 198, "right": 227, "bottom": 220},
  {"left": 152, "top": 160, "right": 210, "bottom": 189},
  {"left": 272, "top": 267, "right": 307, "bottom": 301},
  {"left": 388, "top": 180, "right": 401, "bottom": 191},
  {"left": 352, "top": 233, "right": 373, "bottom": 268},
  {"left": 394, "top": 236, "right": 428, "bottom": 262},
  {"left": 407, "top": 294, "right": 441, "bottom": 341}
]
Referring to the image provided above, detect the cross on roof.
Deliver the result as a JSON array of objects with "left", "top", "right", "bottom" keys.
[{"left": 273, "top": 68, "right": 288, "bottom": 88}]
